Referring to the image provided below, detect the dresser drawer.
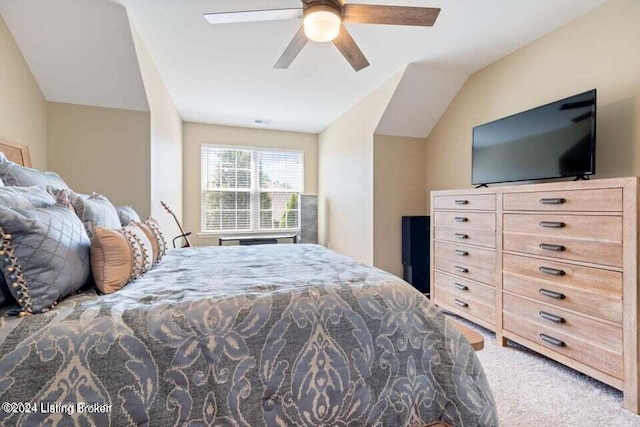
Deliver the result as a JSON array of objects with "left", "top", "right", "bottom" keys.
[
  {"left": 503, "top": 188, "right": 622, "bottom": 212},
  {"left": 435, "top": 284, "right": 495, "bottom": 324},
  {"left": 503, "top": 293, "right": 622, "bottom": 354},
  {"left": 435, "top": 254, "right": 495, "bottom": 285},
  {"left": 503, "top": 312, "right": 623, "bottom": 380},
  {"left": 503, "top": 214, "right": 622, "bottom": 243},
  {"left": 503, "top": 232, "right": 622, "bottom": 267},
  {"left": 434, "top": 271, "right": 495, "bottom": 306},
  {"left": 433, "top": 194, "right": 496, "bottom": 211},
  {"left": 503, "top": 254, "right": 622, "bottom": 324},
  {"left": 434, "top": 211, "right": 495, "bottom": 231},
  {"left": 434, "top": 226, "right": 496, "bottom": 249},
  {"left": 434, "top": 241, "right": 496, "bottom": 269}
]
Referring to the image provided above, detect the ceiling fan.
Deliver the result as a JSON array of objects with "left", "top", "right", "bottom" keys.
[{"left": 204, "top": 1, "right": 441, "bottom": 72}]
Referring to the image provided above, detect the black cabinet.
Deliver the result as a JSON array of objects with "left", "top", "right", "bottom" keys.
[{"left": 402, "top": 216, "right": 430, "bottom": 296}]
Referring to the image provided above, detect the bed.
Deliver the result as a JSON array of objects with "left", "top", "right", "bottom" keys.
[{"left": 0, "top": 141, "right": 497, "bottom": 426}]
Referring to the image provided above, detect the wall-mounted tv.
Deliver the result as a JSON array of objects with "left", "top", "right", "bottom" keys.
[{"left": 472, "top": 89, "right": 597, "bottom": 185}]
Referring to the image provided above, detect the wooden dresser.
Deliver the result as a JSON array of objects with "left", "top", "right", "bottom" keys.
[{"left": 431, "top": 177, "right": 640, "bottom": 413}]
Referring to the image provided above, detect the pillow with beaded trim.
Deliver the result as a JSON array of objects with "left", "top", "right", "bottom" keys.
[
  {"left": 0, "top": 186, "right": 58, "bottom": 308},
  {"left": 0, "top": 204, "right": 90, "bottom": 315},
  {"left": 142, "top": 217, "right": 168, "bottom": 263}
]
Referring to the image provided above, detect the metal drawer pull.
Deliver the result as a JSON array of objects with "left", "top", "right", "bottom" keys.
[
  {"left": 539, "top": 311, "right": 566, "bottom": 323},
  {"left": 540, "top": 334, "right": 566, "bottom": 347},
  {"left": 539, "top": 288, "right": 566, "bottom": 299},
  {"left": 455, "top": 200, "right": 469, "bottom": 205},
  {"left": 539, "top": 243, "right": 566, "bottom": 252},
  {"left": 540, "top": 198, "right": 566, "bottom": 205},
  {"left": 454, "top": 299, "right": 468, "bottom": 308},
  {"left": 454, "top": 233, "right": 469, "bottom": 239},
  {"left": 539, "top": 266, "right": 566, "bottom": 276},
  {"left": 454, "top": 266, "right": 469, "bottom": 273},
  {"left": 454, "top": 283, "right": 468, "bottom": 291},
  {"left": 454, "top": 217, "right": 468, "bottom": 222},
  {"left": 539, "top": 221, "right": 566, "bottom": 229},
  {"left": 455, "top": 250, "right": 469, "bottom": 256}
]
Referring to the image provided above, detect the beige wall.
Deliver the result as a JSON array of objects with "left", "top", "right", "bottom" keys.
[
  {"left": 129, "top": 20, "right": 183, "bottom": 239},
  {"left": 318, "top": 70, "right": 404, "bottom": 265},
  {"left": 183, "top": 122, "right": 318, "bottom": 247},
  {"left": 425, "top": 0, "right": 640, "bottom": 211},
  {"left": 373, "top": 134, "right": 427, "bottom": 277},
  {"left": 0, "top": 14, "right": 47, "bottom": 168},
  {"left": 47, "top": 102, "right": 151, "bottom": 218}
]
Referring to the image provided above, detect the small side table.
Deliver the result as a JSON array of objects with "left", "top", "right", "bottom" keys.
[{"left": 451, "top": 320, "right": 485, "bottom": 351}]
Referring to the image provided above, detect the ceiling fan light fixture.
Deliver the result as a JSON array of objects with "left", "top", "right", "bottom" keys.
[{"left": 303, "top": 6, "right": 341, "bottom": 43}]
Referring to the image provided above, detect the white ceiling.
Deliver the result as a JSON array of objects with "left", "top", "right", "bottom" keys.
[
  {"left": 0, "top": 0, "right": 148, "bottom": 112},
  {"left": 0, "top": 0, "right": 608, "bottom": 136},
  {"left": 119, "top": 0, "right": 607, "bottom": 135},
  {"left": 376, "top": 63, "right": 468, "bottom": 138}
]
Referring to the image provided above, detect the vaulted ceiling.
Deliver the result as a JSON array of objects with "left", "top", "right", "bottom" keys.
[
  {"left": 0, "top": 0, "right": 149, "bottom": 112},
  {"left": 0, "top": 0, "right": 608, "bottom": 136}
]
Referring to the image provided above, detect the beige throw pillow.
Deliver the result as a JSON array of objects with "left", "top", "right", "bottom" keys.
[{"left": 90, "top": 224, "right": 154, "bottom": 294}]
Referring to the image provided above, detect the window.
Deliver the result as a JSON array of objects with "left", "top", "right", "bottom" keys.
[{"left": 201, "top": 145, "right": 303, "bottom": 233}]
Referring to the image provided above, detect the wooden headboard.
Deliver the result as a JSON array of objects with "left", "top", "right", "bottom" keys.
[{"left": 0, "top": 139, "right": 31, "bottom": 167}]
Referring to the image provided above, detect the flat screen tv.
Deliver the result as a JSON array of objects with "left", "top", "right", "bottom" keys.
[{"left": 472, "top": 89, "right": 597, "bottom": 185}]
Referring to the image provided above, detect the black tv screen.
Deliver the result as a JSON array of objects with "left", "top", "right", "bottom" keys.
[{"left": 472, "top": 89, "right": 597, "bottom": 185}]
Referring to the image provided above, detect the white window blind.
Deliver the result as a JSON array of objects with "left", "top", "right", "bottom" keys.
[{"left": 201, "top": 145, "right": 303, "bottom": 233}]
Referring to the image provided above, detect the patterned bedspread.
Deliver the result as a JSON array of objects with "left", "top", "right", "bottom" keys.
[{"left": 0, "top": 244, "right": 497, "bottom": 426}]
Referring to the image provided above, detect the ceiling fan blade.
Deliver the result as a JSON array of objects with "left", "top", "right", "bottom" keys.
[
  {"left": 204, "top": 8, "right": 303, "bottom": 25},
  {"left": 333, "top": 25, "right": 370, "bottom": 72},
  {"left": 342, "top": 5, "right": 441, "bottom": 27},
  {"left": 274, "top": 27, "right": 309, "bottom": 69}
]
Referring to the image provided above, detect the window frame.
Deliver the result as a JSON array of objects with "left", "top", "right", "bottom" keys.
[{"left": 200, "top": 144, "right": 305, "bottom": 236}]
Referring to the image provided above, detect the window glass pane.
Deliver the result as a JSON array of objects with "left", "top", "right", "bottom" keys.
[
  {"left": 221, "top": 150, "right": 236, "bottom": 168},
  {"left": 259, "top": 192, "right": 299, "bottom": 230},
  {"left": 221, "top": 192, "right": 236, "bottom": 209},
  {"left": 287, "top": 210, "right": 299, "bottom": 229},
  {"left": 205, "top": 211, "right": 221, "bottom": 230},
  {"left": 222, "top": 211, "right": 236, "bottom": 231},
  {"left": 260, "top": 193, "right": 272, "bottom": 210},
  {"left": 237, "top": 170, "right": 251, "bottom": 189},
  {"left": 237, "top": 192, "right": 250, "bottom": 210},
  {"left": 205, "top": 191, "right": 221, "bottom": 210},
  {"left": 222, "top": 169, "right": 236, "bottom": 188},
  {"left": 260, "top": 211, "right": 273, "bottom": 229},
  {"left": 258, "top": 151, "right": 303, "bottom": 191},
  {"left": 288, "top": 193, "right": 299, "bottom": 210},
  {"left": 237, "top": 151, "right": 251, "bottom": 169},
  {"left": 237, "top": 211, "right": 250, "bottom": 230}
]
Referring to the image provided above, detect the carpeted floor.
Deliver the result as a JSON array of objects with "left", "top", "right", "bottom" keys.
[{"left": 450, "top": 315, "right": 640, "bottom": 426}]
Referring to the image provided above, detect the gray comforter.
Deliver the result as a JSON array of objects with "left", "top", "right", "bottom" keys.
[{"left": 0, "top": 244, "right": 497, "bottom": 426}]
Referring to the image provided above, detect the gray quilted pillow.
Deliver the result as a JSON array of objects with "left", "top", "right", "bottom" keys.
[
  {"left": 0, "top": 205, "right": 90, "bottom": 314},
  {"left": 117, "top": 205, "right": 141, "bottom": 226},
  {"left": 70, "top": 192, "right": 121, "bottom": 239},
  {"left": 0, "top": 159, "right": 68, "bottom": 189},
  {"left": 0, "top": 187, "right": 58, "bottom": 307},
  {"left": 0, "top": 186, "right": 57, "bottom": 209}
]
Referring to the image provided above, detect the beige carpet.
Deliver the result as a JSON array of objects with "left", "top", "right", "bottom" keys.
[{"left": 450, "top": 315, "right": 640, "bottom": 426}]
